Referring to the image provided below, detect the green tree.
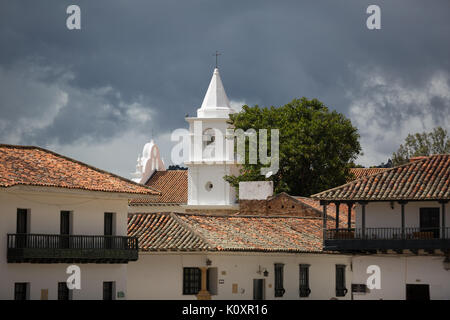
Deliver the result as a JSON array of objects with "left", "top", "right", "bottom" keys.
[
  {"left": 225, "top": 98, "right": 361, "bottom": 196},
  {"left": 392, "top": 127, "right": 450, "bottom": 166}
]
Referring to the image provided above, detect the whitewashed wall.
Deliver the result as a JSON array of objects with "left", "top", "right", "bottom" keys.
[
  {"left": 0, "top": 188, "right": 130, "bottom": 300},
  {"left": 127, "top": 252, "right": 352, "bottom": 300},
  {"left": 187, "top": 164, "right": 236, "bottom": 206},
  {"left": 352, "top": 255, "right": 450, "bottom": 300}
]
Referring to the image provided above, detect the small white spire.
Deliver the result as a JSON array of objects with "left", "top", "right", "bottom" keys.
[{"left": 197, "top": 68, "right": 234, "bottom": 118}]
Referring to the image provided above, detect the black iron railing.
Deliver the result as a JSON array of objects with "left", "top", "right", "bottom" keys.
[
  {"left": 7, "top": 233, "right": 138, "bottom": 263},
  {"left": 324, "top": 227, "right": 450, "bottom": 251},
  {"left": 326, "top": 227, "right": 450, "bottom": 240}
]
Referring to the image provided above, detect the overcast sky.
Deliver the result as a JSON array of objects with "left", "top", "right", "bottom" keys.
[{"left": 1, "top": 0, "right": 449, "bottom": 178}]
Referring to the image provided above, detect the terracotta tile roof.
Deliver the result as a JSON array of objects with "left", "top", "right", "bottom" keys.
[
  {"left": 348, "top": 168, "right": 390, "bottom": 181},
  {"left": 129, "top": 170, "right": 188, "bottom": 205},
  {"left": 311, "top": 154, "right": 449, "bottom": 201},
  {"left": 294, "top": 196, "right": 355, "bottom": 226},
  {"left": 128, "top": 213, "right": 208, "bottom": 251},
  {"left": 128, "top": 212, "right": 329, "bottom": 253},
  {"left": 0, "top": 144, "right": 159, "bottom": 195}
]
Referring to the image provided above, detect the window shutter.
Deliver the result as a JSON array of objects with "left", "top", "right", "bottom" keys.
[
  {"left": 299, "top": 264, "right": 311, "bottom": 297},
  {"left": 335, "top": 265, "right": 347, "bottom": 297},
  {"left": 274, "top": 263, "right": 285, "bottom": 297},
  {"left": 183, "top": 267, "right": 201, "bottom": 295}
]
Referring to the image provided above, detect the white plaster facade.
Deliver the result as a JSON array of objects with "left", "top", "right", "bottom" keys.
[
  {"left": 239, "top": 181, "right": 274, "bottom": 200},
  {"left": 354, "top": 201, "right": 449, "bottom": 231},
  {"left": 349, "top": 201, "right": 450, "bottom": 300},
  {"left": 127, "top": 252, "right": 352, "bottom": 300},
  {"left": 0, "top": 187, "right": 132, "bottom": 300},
  {"left": 352, "top": 255, "right": 450, "bottom": 300}
]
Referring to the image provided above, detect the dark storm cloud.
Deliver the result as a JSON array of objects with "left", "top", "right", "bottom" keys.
[{"left": 0, "top": 0, "right": 449, "bottom": 176}]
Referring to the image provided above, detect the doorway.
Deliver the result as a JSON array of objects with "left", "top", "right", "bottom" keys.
[
  {"left": 253, "top": 279, "right": 265, "bottom": 300},
  {"left": 104, "top": 212, "right": 114, "bottom": 249},
  {"left": 406, "top": 284, "right": 430, "bottom": 300},
  {"left": 420, "top": 208, "right": 440, "bottom": 238},
  {"left": 16, "top": 209, "right": 28, "bottom": 248},
  {"left": 60, "top": 211, "right": 71, "bottom": 248}
]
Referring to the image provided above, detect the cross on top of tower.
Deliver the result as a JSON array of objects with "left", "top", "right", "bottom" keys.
[{"left": 213, "top": 51, "right": 221, "bottom": 69}]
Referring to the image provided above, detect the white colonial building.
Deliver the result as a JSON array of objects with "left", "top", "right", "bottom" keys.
[
  {"left": 312, "top": 155, "right": 450, "bottom": 300},
  {"left": 0, "top": 144, "right": 158, "bottom": 300},
  {"left": 127, "top": 211, "right": 353, "bottom": 300}
]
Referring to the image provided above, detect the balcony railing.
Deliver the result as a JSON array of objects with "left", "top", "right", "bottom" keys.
[
  {"left": 7, "top": 234, "right": 139, "bottom": 263},
  {"left": 324, "top": 227, "right": 450, "bottom": 251}
]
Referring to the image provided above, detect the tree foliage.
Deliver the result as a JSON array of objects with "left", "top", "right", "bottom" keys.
[
  {"left": 392, "top": 127, "right": 450, "bottom": 166},
  {"left": 371, "top": 159, "right": 393, "bottom": 168},
  {"left": 224, "top": 98, "right": 361, "bottom": 196}
]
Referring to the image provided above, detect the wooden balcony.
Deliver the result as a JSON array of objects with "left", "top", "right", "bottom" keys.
[
  {"left": 7, "top": 234, "right": 138, "bottom": 263},
  {"left": 324, "top": 227, "right": 450, "bottom": 252}
]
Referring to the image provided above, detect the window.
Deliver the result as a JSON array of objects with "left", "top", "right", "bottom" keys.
[
  {"left": 203, "top": 128, "right": 216, "bottom": 159},
  {"left": 14, "top": 283, "right": 29, "bottom": 300},
  {"left": 299, "top": 264, "right": 311, "bottom": 297},
  {"left": 103, "top": 281, "right": 115, "bottom": 300},
  {"left": 335, "top": 265, "right": 347, "bottom": 297},
  {"left": 205, "top": 181, "right": 213, "bottom": 192},
  {"left": 58, "top": 282, "right": 72, "bottom": 300},
  {"left": 204, "top": 128, "right": 216, "bottom": 146},
  {"left": 274, "top": 263, "right": 285, "bottom": 297},
  {"left": 183, "top": 267, "right": 201, "bottom": 295}
]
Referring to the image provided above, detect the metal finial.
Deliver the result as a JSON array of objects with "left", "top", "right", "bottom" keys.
[{"left": 213, "top": 51, "right": 221, "bottom": 68}]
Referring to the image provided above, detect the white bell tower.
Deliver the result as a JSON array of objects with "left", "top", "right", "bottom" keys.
[{"left": 185, "top": 68, "right": 239, "bottom": 209}]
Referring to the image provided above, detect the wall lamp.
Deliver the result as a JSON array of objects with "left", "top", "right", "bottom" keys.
[{"left": 257, "top": 265, "right": 269, "bottom": 277}]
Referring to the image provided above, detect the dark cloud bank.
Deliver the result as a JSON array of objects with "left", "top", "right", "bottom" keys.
[{"left": 0, "top": 0, "right": 449, "bottom": 177}]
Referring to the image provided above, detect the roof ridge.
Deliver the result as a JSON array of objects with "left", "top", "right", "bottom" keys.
[
  {"left": 170, "top": 212, "right": 214, "bottom": 250},
  {"left": 311, "top": 154, "right": 449, "bottom": 201},
  {"left": 0, "top": 143, "right": 160, "bottom": 195},
  {"left": 310, "top": 155, "right": 436, "bottom": 198},
  {"left": 173, "top": 212, "right": 324, "bottom": 220}
]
